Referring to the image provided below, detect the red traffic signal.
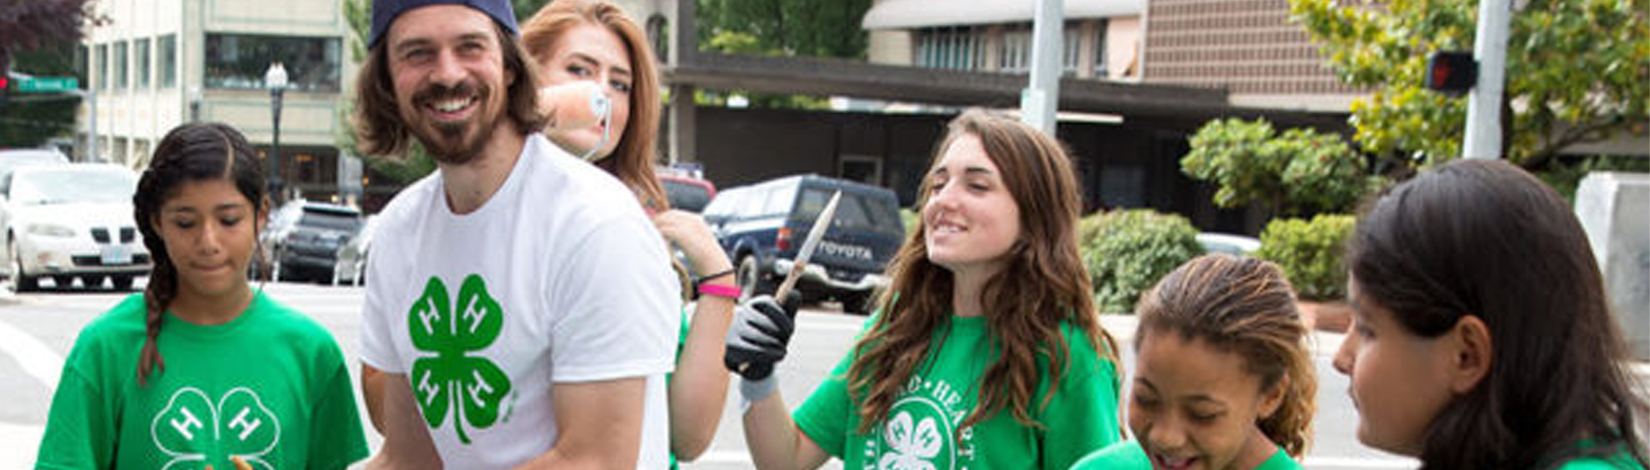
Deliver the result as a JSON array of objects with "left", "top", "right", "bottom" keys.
[{"left": 1426, "top": 51, "right": 1476, "bottom": 95}]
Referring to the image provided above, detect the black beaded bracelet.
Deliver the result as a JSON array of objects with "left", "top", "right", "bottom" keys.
[{"left": 694, "top": 268, "right": 737, "bottom": 288}]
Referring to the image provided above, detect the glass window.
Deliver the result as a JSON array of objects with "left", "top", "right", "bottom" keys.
[
  {"left": 205, "top": 33, "right": 342, "bottom": 92},
  {"left": 1062, "top": 27, "right": 1081, "bottom": 76},
  {"left": 135, "top": 38, "right": 151, "bottom": 89},
  {"left": 1000, "top": 26, "right": 1031, "bottom": 73},
  {"left": 95, "top": 44, "right": 107, "bottom": 90},
  {"left": 915, "top": 26, "right": 983, "bottom": 70},
  {"left": 114, "top": 41, "right": 128, "bottom": 90},
  {"left": 158, "top": 35, "right": 177, "bottom": 88},
  {"left": 1094, "top": 20, "right": 1109, "bottom": 78}
]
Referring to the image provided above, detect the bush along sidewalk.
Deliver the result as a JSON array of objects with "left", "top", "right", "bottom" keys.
[
  {"left": 1081, "top": 209, "right": 1204, "bottom": 314},
  {"left": 1256, "top": 214, "right": 1357, "bottom": 331}
]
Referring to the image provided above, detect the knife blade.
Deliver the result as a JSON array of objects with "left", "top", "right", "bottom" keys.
[{"left": 774, "top": 190, "right": 842, "bottom": 302}]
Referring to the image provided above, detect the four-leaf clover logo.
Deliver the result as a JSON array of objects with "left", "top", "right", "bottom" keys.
[
  {"left": 409, "top": 274, "right": 513, "bottom": 444},
  {"left": 150, "top": 387, "right": 281, "bottom": 470},
  {"left": 878, "top": 411, "right": 941, "bottom": 470}
]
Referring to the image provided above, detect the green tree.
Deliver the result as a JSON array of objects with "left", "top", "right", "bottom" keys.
[
  {"left": 697, "top": 0, "right": 873, "bottom": 59},
  {"left": 0, "top": 0, "right": 96, "bottom": 148},
  {"left": 694, "top": 0, "right": 870, "bottom": 109},
  {"left": 1181, "top": 118, "right": 1384, "bottom": 216},
  {"left": 338, "top": 0, "right": 439, "bottom": 184},
  {"left": 1290, "top": 0, "right": 1650, "bottom": 170}
]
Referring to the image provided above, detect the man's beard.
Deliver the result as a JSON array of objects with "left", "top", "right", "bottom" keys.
[{"left": 406, "top": 81, "right": 499, "bottom": 165}]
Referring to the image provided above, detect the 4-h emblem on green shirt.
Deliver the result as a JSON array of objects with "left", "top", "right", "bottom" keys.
[
  {"left": 152, "top": 387, "right": 280, "bottom": 470},
  {"left": 409, "top": 274, "right": 512, "bottom": 444}
]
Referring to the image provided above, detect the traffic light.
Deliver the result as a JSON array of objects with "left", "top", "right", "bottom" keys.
[{"left": 1425, "top": 51, "right": 1476, "bottom": 96}]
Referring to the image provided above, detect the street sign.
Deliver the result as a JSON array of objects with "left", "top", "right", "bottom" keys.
[{"left": 17, "top": 77, "right": 78, "bottom": 93}]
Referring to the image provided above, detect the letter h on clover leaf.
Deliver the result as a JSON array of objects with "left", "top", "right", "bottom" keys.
[{"left": 408, "top": 274, "right": 512, "bottom": 444}]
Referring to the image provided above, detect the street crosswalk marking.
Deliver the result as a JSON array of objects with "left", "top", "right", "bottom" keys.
[{"left": 0, "top": 316, "right": 64, "bottom": 391}]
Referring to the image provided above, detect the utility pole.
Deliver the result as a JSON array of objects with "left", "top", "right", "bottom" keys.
[
  {"left": 1021, "top": 0, "right": 1063, "bottom": 135},
  {"left": 1462, "top": 0, "right": 1510, "bottom": 159}
]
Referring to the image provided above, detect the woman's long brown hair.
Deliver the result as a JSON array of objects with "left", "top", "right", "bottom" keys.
[{"left": 849, "top": 109, "right": 1120, "bottom": 432}]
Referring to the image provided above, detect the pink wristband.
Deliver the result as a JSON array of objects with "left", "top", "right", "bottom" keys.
[{"left": 697, "top": 283, "right": 740, "bottom": 300}]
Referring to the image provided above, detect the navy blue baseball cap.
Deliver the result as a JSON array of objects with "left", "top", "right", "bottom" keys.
[{"left": 369, "top": 0, "right": 519, "bottom": 49}]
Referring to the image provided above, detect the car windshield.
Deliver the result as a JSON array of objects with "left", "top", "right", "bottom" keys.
[
  {"left": 299, "top": 208, "right": 362, "bottom": 232},
  {"left": 12, "top": 168, "right": 136, "bottom": 205},
  {"left": 791, "top": 187, "right": 900, "bottom": 234}
]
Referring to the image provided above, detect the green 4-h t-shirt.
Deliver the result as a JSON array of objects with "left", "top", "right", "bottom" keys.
[
  {"left": 1068, "top": 441, "right": 1301, "bottom": 470},
  {"left": 793, "top": 315, "right": 1122, "bottom": 470},
  {"left": 36, "top": 292, "right": 368, "bottom": 470}
]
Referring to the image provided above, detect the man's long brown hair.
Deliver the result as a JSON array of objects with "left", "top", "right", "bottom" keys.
[
  {"left": 849, "top": 109, "right": 1121, "bottom": 432},
  {"left": 521, "top": 0, "right": 667, "bottom": 212},
  {"left": 353, "top": 21, "right": 547, "bottom": 157}
]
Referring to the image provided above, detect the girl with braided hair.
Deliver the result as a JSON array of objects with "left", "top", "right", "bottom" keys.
[{"left": 37, "top": 122, "right": 367, "bottom": 470}]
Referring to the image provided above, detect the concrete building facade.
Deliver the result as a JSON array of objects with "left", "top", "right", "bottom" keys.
[{"left": 80, "top": 0, "right": 356, "bottom": 200}]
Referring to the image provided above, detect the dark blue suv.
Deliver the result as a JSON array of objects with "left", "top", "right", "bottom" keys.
[{"left": 703, "top": 175, "right": 904, "bottom": 314}]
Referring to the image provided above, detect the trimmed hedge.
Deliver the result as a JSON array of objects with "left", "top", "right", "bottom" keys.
[
  {"left": 1081, "top": 209, "right": 1204, "bottom": 314},
  {"left": 1256, "top": 214, "right": 1356, "bottom": 301}
]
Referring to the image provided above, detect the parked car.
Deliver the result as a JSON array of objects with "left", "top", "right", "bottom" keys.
[
  {"left": 0, "top": 148, "right": 70, "bottom": 181},
  {"left": 1196, "top": 232, "right": 1261, "bottom": 256},
  {"left": 2, "top": 164, "right": 150, "bottom": 291},
  {"left": 257, "top": 200, "right": 363, "bottom": 284},
  {"left": 333, "top": 215, "right": 378, "bottom": 286},
  {"left": 703, "top": 175, "right": 904, "bottom": 314},
  {"left": 659, "top": 173, "right": 717, "bottom": 213}
]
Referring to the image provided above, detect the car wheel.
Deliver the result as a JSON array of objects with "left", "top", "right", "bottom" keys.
[
  {"left": 82, "top": 275, "right": 107, "bottom": 289},
  {"left": 737, "top": 255, "right": 771, "bottom": 302},
  {"left": 112, "top": 275, "right": 134, "bottom": 291},
  {"left": 10, "top": 240, "right": 36, "bottom": 293}
]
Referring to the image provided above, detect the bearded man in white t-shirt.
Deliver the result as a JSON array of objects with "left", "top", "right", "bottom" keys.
[{"left": 349, "top": 0, "right": 680, "bottom": 468}]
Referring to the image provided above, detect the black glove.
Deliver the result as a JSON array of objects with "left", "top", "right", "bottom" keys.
[{"left": 724, "top": 293, "right": 798, "bottom": 383}]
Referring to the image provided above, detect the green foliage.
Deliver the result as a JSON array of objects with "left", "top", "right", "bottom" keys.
[
  {"left": 694, "top": 0, "right": 870, "bottom": 109},
  {"left": 1080, "top": 210, "right": 1205, "bottom": 314},
  {"left": 1255, "top": 214, "right": 1356, "bottom": 301},
  {"left": 1182, "top": 118, "right": 1384, "bottom": 216},
  {"left": 899, "top": 208, "right": 920, "bottom": 237},
  {"left": 0, "top": 44, "right": 80, "bottom": 148},
  {"left": 1535, "top": 155, "right": 1650, "bottom": 204},
  {"left": 1290, "top": 0, "right": 1650, "bottom": 170},
  {"left": 339, "top": 0, "right": 438, "bottom": 184},
  {"left": 697, "top": 0, "right": 873, "bottom": 59}
]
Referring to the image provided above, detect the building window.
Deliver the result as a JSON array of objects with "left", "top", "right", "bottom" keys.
[
  {"left": 158, "top": 35, "right": 177, "bottom": 88},
  {"left": 1000, "top": 26, "right": 1031, "bottom": 73},
  {"left": 1063, "top": 27, "right": 1081, "bottom": 76},
  {"left": 996, "top": 22, "right": 1084, "bottom": 76},
  {"left": 135, "top": 38, "right": 151, "bottom": 89},
  {"left": 205, "top": 33, "right": 341, "bottom": 92},
  {"left": 114, "top": 41, "right": 128, "bottom": 90},
  {"left": 1094, "top": 20, "right": 1109, "bottom": 78},
  {"left": 95, "top": 44, "right": 107, "bottom": 90},
  {"left": 915, "top": 26, "right": 984, "bottom": 70}
]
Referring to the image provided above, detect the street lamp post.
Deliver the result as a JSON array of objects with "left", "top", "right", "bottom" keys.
[{"left": 265, "top": 62, "right": 288, "bottom": 202}]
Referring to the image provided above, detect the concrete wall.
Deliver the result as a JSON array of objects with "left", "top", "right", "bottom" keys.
[
  {"left": 1105, "top": 16, "right": 1140, "bottom": 80},
  {"left": 1576, "top": 171, "right": 1650, "bottom": 359}
]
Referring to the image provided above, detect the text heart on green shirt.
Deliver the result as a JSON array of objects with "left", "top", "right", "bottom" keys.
[{"left": 408, "top": 274, "right": 513, "bottom": 444}]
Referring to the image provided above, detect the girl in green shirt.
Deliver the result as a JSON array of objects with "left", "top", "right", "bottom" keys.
[
  {"left": 1070, "top": 254, "right": 1315, "bottom": 470},
  {"left": 1334, "top": 159, "right": 1648, "bottom": 470},
  {"left": 725, "top": 109, "right": 1124, "bottom": 470},
  {"left": 36, "top": 123, "right": 367, "bottom": 470}
]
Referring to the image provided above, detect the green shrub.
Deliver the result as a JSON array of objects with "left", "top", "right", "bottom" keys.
[
  {"left": 1256, "top": 214, "right": 1356, "bottom": 301},
  {"left": 899, "top": 208, "right": 921, "bottom": 237},
  {"left": 1081, "top": 210, "right": 1204, "bottom": 314}
]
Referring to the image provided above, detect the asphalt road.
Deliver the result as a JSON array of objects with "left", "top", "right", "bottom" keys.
[{"left": 0, "top": 281, "right": 1416, "bottom": 469}]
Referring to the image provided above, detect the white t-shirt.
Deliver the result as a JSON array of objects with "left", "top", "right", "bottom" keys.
[{"left": 360, "top": 134, "right": 679, "bottom": 469}]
